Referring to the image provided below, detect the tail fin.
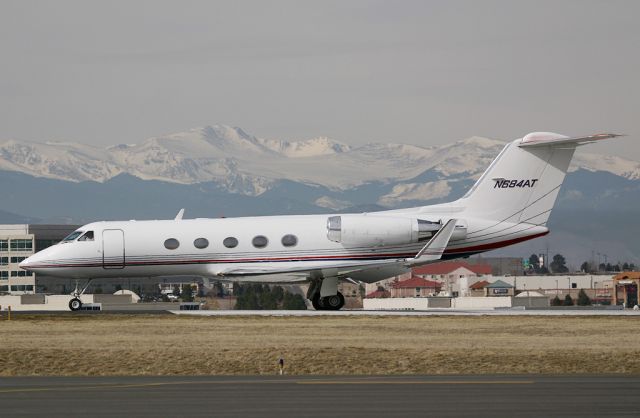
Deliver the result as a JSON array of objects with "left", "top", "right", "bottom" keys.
[{"left": 458, "top": 132, "right": 621, "bottom": 226}]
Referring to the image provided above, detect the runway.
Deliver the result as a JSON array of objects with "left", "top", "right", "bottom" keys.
[
  {"left": 0, "top": 375, "right": 638, "bottom": 417},
  {"left": 171, "top": 308, "right": 640, "bottom": 316}
]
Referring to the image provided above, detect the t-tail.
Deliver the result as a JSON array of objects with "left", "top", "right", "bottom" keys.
[{"left": 457, "top": 132, "right": 622, "bottom": 226}]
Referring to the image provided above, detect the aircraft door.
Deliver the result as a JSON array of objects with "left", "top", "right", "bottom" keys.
[{"left": 103, "top": 229, "right": 125, "bottom": 269}]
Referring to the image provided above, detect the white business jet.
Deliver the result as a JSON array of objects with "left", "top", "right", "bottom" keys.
[{"left": 20, "top": 132, "right": 621, "bottom": 311}]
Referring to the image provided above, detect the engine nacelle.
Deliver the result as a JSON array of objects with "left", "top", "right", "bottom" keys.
[{"left": 326, "top": 215, "right": 453, "bottom": 247}]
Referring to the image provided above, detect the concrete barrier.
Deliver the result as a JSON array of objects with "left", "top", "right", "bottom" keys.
[
  {"left": 451, "top": 297, "right": 512, "bottom": 309},
  {"left": 0, "top": 294, "right": 94, "bottom": 311},
  {"left": 363, "top": 297, "right": 451, "bottom": 310}
]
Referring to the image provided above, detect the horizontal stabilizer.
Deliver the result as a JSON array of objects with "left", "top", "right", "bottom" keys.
[
  {"left": 519, "top": 132, "right": 623, "bottom": 148},
  {"left": 406, "top": 218, "right": 457, "bottom": 267}
]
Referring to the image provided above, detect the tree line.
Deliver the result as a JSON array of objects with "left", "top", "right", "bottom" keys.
[
  {"left": 528, "top": 253, "right": 636, "bottom": 274},
  {"left": 234, "top": 283, "right": 308, "bottom": 310}
]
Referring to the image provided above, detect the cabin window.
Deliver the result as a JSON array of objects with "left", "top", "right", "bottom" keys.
[
  {"left": 223, "top": 237, "right": 238, "bottom": 248},
  {"left": 194, "top": 238, "right": 209, "bottom": 249},
  {"left": 252, "top": 235, "right": 268, "bottom": 248},
  {"left": 164, "top": 238, "right": 180, "bottom": 250},
  {"left": 62, "top": 231, "right": 83, "bottom": 242},
  {"left": 281, "top": 234, "right": 298, "bottom": 247},
  {"left": 78, "top": 231, "right": 94, "bottom": 241}
]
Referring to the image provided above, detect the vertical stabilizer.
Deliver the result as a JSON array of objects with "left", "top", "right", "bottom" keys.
[{"left": 457, "top": 132, "right": 608, "bottom": 226}]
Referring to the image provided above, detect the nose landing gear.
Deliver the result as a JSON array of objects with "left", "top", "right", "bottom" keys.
[
  {"left": 68, "top": 279, "right": 94, "bottom": 311},
  {"left": 69, "top": 297, "right": 82, "bottom": 311}
]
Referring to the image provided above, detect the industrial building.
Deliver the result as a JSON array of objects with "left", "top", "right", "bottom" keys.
[{"left": 0, "top": 224, "right": 79, "bottom": 295}]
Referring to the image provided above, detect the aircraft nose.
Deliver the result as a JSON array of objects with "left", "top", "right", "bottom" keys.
[
  {"left": 19, "top": 256, "right": 33, "bottom": 270},
  {"left": 19, "top": 253, "right": 42, "bottom": 271}
]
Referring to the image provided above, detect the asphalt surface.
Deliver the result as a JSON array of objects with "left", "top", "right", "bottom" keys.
[
  {"left": 0, "top": 375, "right": 637, "bottom": 417},
  {"left": 172, "top": 308, "right": 638, "bottom": 316}
]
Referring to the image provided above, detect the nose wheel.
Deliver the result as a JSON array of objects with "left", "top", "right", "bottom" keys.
[
  {"left": 69, "top": 298, "right": 82, "bottom": 311},
  {"left": 68, "top": 279, "right": 95, "bottom": 311}
]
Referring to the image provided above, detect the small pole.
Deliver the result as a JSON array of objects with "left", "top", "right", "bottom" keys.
[
  {"left": 7, "top": 306, "right": 11, "bottom": 321},
  {"left": 278, "top": 357, "right": 284, "bottom": 375}
]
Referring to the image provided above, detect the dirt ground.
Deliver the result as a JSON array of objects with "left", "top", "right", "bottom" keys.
[{"left": 1, "top": 314, "right": 639, "bottom": 376}]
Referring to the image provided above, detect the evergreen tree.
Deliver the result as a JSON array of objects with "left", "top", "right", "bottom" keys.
[
  {"left": 181, "top": 285, "right": 194, "bottom": 302},
  {"left": 550, "top": 254, "right": 569, "bottom": 273},
  {"left": 563, "top": 294, "right": 574, "bottom": 306},
  {"left": 528, "top": 254, "right": 540, "bottom": 272},
  {"left": 580, "top": 262, "right": 590, "bottom": 273},
  {"left": 282, "top": 292, "right": 308, "bottom": 310},
  {"left": 577, "top": 289, "right": 591, "bottom": 306},
  {"left": 623, "top": 262, "right": 630, "bottom": 271},
  {"left": 234, "top": 284, "right": 308, "bottom": 310},
  {"left": 551, "top": 295, "right": 562, "bottom": 306}
]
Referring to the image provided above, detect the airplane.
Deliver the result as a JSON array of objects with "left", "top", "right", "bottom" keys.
[{"left": 19, "top": 131, "right": 622, "bottom": 311}]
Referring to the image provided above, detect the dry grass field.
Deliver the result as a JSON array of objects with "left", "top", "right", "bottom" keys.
[{"left": 1, "top": 314, "right": 639, "bottom": 376}]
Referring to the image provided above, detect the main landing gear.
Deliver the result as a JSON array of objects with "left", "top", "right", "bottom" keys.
[
  {"left": 311, "top": 291, "right": 345, "bottom": 311},
  {"left": 307, "top": 278, "right": 346, "bottom": 311},
  {"left": 68, "top": 279, "right": 94, "bottom": 311}
]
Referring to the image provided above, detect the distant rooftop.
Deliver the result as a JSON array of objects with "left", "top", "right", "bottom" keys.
[{"left": 413, "top": 261, "right": 492, "bottom": 276}]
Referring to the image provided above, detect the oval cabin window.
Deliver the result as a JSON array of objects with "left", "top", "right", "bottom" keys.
[
  {"left": 194, "top": 238, "right": 209, "bottom": 249},
  {"left": 164, "top": 238, "right": 180, "bottom": 250},
  {"left": 223, "top": 237, "right": 238, "bottom": 248},
  {"left": 281, "top": 234, "right": 298, "bottom": 247},
  {"left": 252, "top": 235, "right": 268, "bottom": 248}
]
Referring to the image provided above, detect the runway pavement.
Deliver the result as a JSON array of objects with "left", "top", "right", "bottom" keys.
[
  {"left": 171, "top": 308, "right": 640, "bottom": 316},
  {"left": 0, "top": 375, "right": 637, "bottom": 417}
]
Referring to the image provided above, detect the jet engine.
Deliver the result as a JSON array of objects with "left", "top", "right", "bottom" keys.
[{"left": 326, "top": 215, "right": 466, "bottom": 247}]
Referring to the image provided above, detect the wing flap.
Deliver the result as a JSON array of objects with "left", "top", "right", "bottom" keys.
[{"left": 406, "top": 218, "right": 457, "bottom": 267}]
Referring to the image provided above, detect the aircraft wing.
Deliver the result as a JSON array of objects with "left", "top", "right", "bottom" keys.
[{"left": 213, "top": 259, "right": 403, "bottom": 280}]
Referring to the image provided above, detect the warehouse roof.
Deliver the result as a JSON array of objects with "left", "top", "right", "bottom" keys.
[
  {"left": 485, "top": 279, "right": 514, "bottom": 289},
  {"left": 469, "top": 280, "right": 490, "bottom": 290},
  {"left": 391, "top": 276, "right": 442, "bottom": 289},
  {"left": 612, "top": 272, "right": 640, "bottom": 281},
  {"left": 413, "top": 261, "right": 492, "bottom": 275}
]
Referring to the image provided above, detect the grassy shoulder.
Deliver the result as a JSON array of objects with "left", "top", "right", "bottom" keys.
[{"left": 1, "top": 314, "right": 639, "bottom": 376}]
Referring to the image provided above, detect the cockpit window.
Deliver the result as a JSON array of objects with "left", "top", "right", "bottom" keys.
[
  {"left": 62, "top": 231, "right": 83, "bottom": 242},
  {"left": 78, "top": 231, "right": 94, "bottom": 242}
]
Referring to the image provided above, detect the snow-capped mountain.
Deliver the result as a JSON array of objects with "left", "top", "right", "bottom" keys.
[
  {"left": 1, "top": 124, "right": 639, "bottom": 204},
  {"left": 1, "top": 125, "right": 639, "bottom": 263}
]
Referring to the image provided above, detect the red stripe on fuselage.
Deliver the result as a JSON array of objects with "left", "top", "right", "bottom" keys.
[{"left": 25, "top": 231, "right": 549, "bottom": 269}]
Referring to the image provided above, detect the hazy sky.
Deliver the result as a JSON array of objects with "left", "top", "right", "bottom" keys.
[{"left": 1, "top": 0, "right": 638, "bottom": 158}]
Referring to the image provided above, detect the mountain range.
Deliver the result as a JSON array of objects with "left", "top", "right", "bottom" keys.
[{"left": 1, "top": 124, "right": 638, "bottom": 266}]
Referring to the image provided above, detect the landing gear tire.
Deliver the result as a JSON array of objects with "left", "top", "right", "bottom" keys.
[
  {"left": 69, "top": 298, "right": 82, "bottom": 311},
  {"left": 311, "top": 291, "right": 345, "bottom": 311},
  {"left": 323, "top": 292, "right": 345, "bottom": 310},
  {"left": 311, "top": 293, "right": 324, "bottom": 310}
]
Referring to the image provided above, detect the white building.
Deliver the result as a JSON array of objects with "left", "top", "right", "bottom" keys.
[
  {"left": 491, "top": 275, "right": 614, "bottom": 292},
  {"left": 0, "top": 225, "right": 35, "bottom": 294}
]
